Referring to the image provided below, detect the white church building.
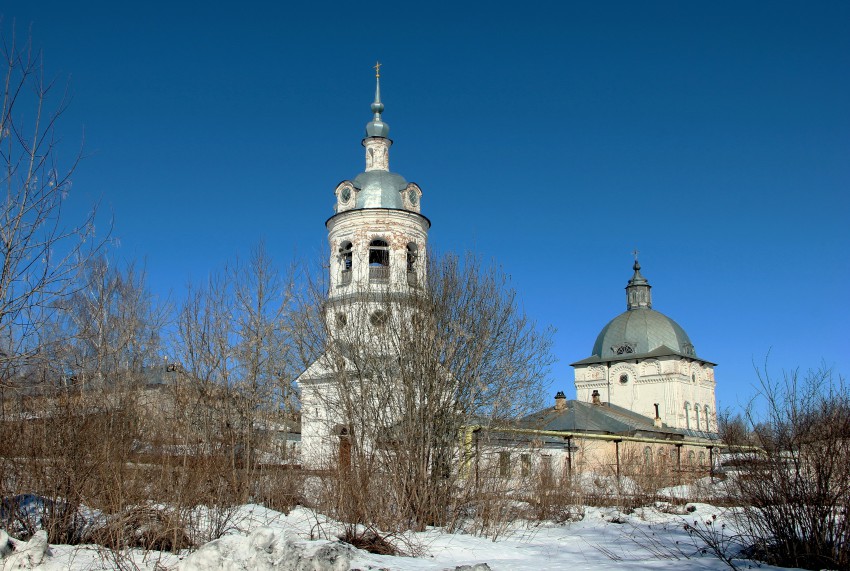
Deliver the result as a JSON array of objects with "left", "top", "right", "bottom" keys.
[{"left": 571, "top": 260, "right": 718, "bottom": 433}]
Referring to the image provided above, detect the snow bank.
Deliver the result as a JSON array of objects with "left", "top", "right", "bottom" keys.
[
  {"left": 0, "top": 501, "right": 800, "bottom": 570},
  {"left": 0, "top": 530, "right": 49, "bottom": 570},
  {"left": 177, "top": 527, "right": 354, "bottom": 571}
]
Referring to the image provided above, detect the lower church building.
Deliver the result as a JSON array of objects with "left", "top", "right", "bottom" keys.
[
  {"left": 296, "top": 69, "right": 719, "bottom": 477},
  {"left": 502, "top": 262, "right": 720, "bottom": 480}
]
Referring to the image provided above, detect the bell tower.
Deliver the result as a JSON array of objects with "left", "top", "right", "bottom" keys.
[
  {"left": 298, "top": 65, "right": 433, "bottom": 469},
  {"left": 325, "top": 64, "right": 430, "bottom": 329}
]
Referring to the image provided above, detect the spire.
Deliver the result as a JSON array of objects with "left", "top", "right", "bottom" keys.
[
  {"left": 365, "top": 61, "right": 390, "bottom": 138},
  {"left": 625, "top": 255, "right": 652, "bottom": 310}
]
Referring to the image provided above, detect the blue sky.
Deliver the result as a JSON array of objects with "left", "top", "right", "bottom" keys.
[{"left": 3, "top": 1, "right": 848, "bottom": 412}]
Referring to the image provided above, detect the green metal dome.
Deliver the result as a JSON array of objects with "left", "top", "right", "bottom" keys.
[
  {"left": 572, "top": 260, "right": 704, "bottom": 366},
  {"left": 591, "top": 308, "right": 696, "bottom": 359},
  {"left": 351, "top": 171, "right": 407, "bottom": 209}
]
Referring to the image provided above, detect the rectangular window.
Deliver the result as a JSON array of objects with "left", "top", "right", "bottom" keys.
[
  {"left": 520, "top": 454, "right": 531, "bottom": 477},
  {"left": 540, "top": 455, "right": 553, "bottom": 485},
  {"left": 498, "top": 451, "right": 511, "bottom": 478}
]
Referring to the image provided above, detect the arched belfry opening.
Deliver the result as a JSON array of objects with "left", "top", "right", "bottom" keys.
[
  {"left": 406, "top": 242, "right": 418, "bottom": 286},
  {"left": 339, "top": 241, "right": 353, "bottom": 285},
  {"left": 369, "top": 239, "right": 390, "bottom": 283}
]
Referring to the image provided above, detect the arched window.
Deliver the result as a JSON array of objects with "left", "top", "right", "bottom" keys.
[
  {"left": 369, "top": 239, "right": 389, "bottom": 282},
  {"left": 643, "top": 446, "right": 652, "bottom": 466},
  {"left": 406, "top": 243, "right": 418, "bottom": 286},
  {"left": 339, "top": 241, "right": 353, "bottom": 285},
  {"left": 687, "top": 450, "right": 695, "bottom": 465},
  {"left": 698, "top": 451, "right": 706, "bottom": 466},
  {"left": 694, "top": 403, "right": 701, "bottom": 431},
  {"left": 704, "top": 405, "right": 711, "bottom": 432},
  {"left": 684, "top": 402, "right": 691, "bottom": 429}
]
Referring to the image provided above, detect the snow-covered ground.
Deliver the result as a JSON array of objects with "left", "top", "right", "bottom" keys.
[{"left": 0, "top": 501, "right": 800, "bottom": 570}]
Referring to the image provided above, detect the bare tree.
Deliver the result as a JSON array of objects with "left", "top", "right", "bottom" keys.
[
  {"left": 0, "top": 254, "right": 168, "bottom": 545},
  {"left": 731, "top": 365, "right": 850, "bottom": 570},
  {"left": 172, "top": 242, "right": 298, "bottom": 484},
  {"left": 48, "top": 256, "right": 165, "bottom": 390},
  {"left": 297, "top": 252, "right": 554, "bottom": 533},
  {"left": 0, "top": 29, "right": 103, "bottom": 392},
  {"left": 717, "top": 407, "right": 752, "bottom": 448}
]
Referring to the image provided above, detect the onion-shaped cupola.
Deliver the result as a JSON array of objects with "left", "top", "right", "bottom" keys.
[
  {"left": 365, "top": 63, "right": 390, "bottom": 139},
  {"left": 333, "top": 63, "right": 423, "bottom": 214}
]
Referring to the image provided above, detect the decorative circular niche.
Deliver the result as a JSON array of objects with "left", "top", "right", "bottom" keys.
[{"left": 370, "top": 310, "right": 389, "bottom": 327}]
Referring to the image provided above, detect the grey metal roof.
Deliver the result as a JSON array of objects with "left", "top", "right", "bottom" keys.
[
  {"left": 572, "top": 260, "right": 715, "bottom": 366},
  {"left": 518, "top": 400, "right": 719, "bottom": 441},
  {"left": 519, "top": 400, "right": 671, "bottom": 436},
  {"left": 366, "top": 119, "right": 390, "bottom": 138},
  {"left": 588, "top": 307, "right": 697, "bottom": 360},
  {"left": 352, "top": 171, "right": 408, "bottom": 209}
]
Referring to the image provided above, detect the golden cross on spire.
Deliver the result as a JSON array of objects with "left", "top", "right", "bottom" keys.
[{"left": 374, "top": 61, "right": 382, "bottom": 78}]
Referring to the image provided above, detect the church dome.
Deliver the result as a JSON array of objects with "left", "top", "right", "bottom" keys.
[
  {"left": 572, "top": 260, "right": 703, "bottom": 365},
  {"left": 591, "top": 308, "right": 695, "bottom": 359},
  {"left": 352, "top": 171, "right": 408, "bottom": 209}
]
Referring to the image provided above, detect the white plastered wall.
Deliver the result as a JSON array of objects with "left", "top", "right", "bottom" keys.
[{"left": 574, "top": 356, "right": 717, "bottom": 431}]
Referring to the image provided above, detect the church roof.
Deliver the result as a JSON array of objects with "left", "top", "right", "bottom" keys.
[
  {"left": 521, "top": 399, "right": 673, "bottom": 437},
  {"left": 519, "top": 399, "right": 719, "bottom": 441},
  {"left": 591, "top": 309, "right": 696, "bottom": 359},
  {"left": 333, "top": 65, "right": 422, "bottom": 213},
  {"left": 571, "top": 344, "right": 714, "bottom": 366},
  {"left": 572, "top": 261, "right": 715, "bottom": 366}
]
